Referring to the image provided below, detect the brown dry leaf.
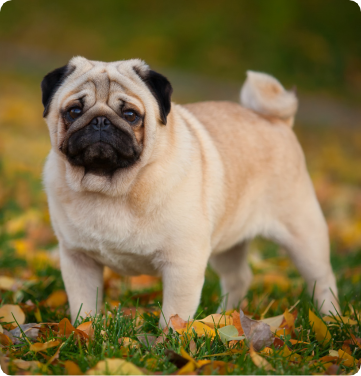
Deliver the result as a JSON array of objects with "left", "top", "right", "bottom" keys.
[
  {"left": 232, "top": 311, "right": 245, "bottom": 335},
  {"left": 239, "top": 309, "right": 274, "bottom": 351},
  {"left": 344, "top": 334, "right": 361, "bottom": 349},
  {"left": 0, "top": 332, "right": 13, "bottom": 346},
  {"left": 324, "top": 364, "right": 340, "bottom": 375},
  {"left": 0, "top": 304, "right": 25, "bottom": 326},
  {"left": 64, "top": 360, "right": 83, "bottom": 375},
  {"left": 309, "top": 310, "right": 331, "bottom": 345},
  {"left": 0, "top": 324, "right": 2, "bottom": 333},
  {"left": 189, "top": 339, "right": 197, "bottom": 355},
  {"left": 77, "top": 321, "right": 94, "bottom": 340},
  {"left": 197, "top": 313, "right": 233, "bottom": 329},
  {"left": 29, "top": 339, "right": 61, "bottom": 353},
  {"left": 58, "top": 318, "right": 87, "bottom": 339},
  {"left": 170, "top": 314, "right": 188, "bottom": 331},
  {"left": 45, "top": 290, "right": 68, "bottom": 308},
  {"left": 86, "top": 358, "right": 144, "bottom": 375},
  {"left": 249, "top": 343, "right": 275, "bottom": 371}
]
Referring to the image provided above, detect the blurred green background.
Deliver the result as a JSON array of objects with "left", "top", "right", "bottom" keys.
[{"left": 0, "top": 0, "right": 360, "bottom": 262}]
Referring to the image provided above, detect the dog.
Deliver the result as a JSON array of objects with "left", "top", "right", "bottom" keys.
[{"left": 41, "top": 57, "right": 339, "bottom": 326}]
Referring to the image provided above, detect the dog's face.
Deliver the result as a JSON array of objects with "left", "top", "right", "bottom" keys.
[{"left": 41, "top": 57, "right": 172, "bottom": 192}]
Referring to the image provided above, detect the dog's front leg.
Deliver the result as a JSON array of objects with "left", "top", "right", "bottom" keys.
[
  {"left": 59, "top": 246, "right": 104, "bottom": 323},
  {"left": 160, "top": 259, "right": 207, "bottom": 328}
]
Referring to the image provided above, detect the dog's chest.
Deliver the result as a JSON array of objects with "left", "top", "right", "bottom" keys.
[{"left": 56, "top": 194, "right": 164, "bottom": 275}]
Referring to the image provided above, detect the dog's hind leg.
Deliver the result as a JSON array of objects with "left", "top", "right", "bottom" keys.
[
  {"left": 210, "top": 241, "right": 252, "bottom": 311},
  {"left": 270, "top": 184, "right": 340, "bottom": 315}
]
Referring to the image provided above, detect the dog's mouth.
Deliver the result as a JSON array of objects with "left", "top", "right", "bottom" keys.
[{"left": 63, "top": 117, "right": 142, "bottom": 176}]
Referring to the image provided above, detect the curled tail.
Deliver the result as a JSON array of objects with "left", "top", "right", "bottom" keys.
[{"left": 240, "top": 70, "right": 298, "bottom": 127}]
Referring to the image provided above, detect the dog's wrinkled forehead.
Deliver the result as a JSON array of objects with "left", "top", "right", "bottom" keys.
[{"left": 41, "top": 56, "right": 173, "bottom": 124}]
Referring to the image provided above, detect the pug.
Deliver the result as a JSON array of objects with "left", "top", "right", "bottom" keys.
[{"left": 41, "top": 57, "right": 339, "bottom": 326}]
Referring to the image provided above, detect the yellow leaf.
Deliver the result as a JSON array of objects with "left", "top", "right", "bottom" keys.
[
  {"left": 249, "top": 343, "right": 275, "bottom": 371},
  {"left": 0, "top": 276, "right": 16, "bottom": 290},
  {"left": 29, "top": 339, "right": 61, "bottom": 353},
  {"left": 283, "top": 308, "right": 295, "bottom": 329},
  {"left": 180, "top": 347, "right": 198, "bottom": 365},
  {"left": 323, "top": 316, "right": 358, "bottom": 326},
  {"left": 118, "top": 337, "right": 139, "bottom": 349},
  {"left": 45, "top": 290, "right": 68, "bottom": 308},
  {"left": 189, "top": 321, "right": 216, "bottom": 337},
  {"left": 86, "top": 358, "right": 143, "bottom": 375},
  {"left": 197, "top": 314, "right": 233, "bottom": 329},
  {"left": 338, "top": 349, "right": 356, "bottom": 367},
  {"left": 64, "top": 360, "right": 83, "bottom": 375},
  {"left": 309, "top": 310, "right": 331, "bottom": 345},
  {"left": 0, "top": 304, "right": 25, "bottom": 326}
]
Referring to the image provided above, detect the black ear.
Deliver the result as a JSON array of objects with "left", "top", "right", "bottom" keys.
[
  {"left": 135, "top": 68, "right": 173, "bottom": 125},
  {"left": 41, "top": 64, "right": 73, "bottom": 117}
]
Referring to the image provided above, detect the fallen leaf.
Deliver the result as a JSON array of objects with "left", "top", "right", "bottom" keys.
[
  {"left": 170, "top": 314, "right": 188, "bottom": 331},
  {"left": 10, "top": 323, "right": 40, "bottom": 343},
  {"left": 324, "top": 364, "right": 340, "bottom": 375},
  {"left": 64, "top": 360, "right": 83, "bottom": 375},
  {"left": 86, "top": 358, "right": 143, "bottom": 375},
  {"left": 0, "top": 276, "right": 17, "bottom": 290},
  {"left": 29, "top": 339, "right": 61, "bottom": 352},
  {"left": 136, "top": 334, "right": 157, "bottom": 347},
  {"left": 176, "top": 361, "right": 196, "bottom": 375},
  {"left": 45, "top": 290, "right": 68, "bottom": 308},
  {"left": 249, "top": 343, "right": 275, "bottom": 371},
  {"left": 12, "top": 359, "right": 41, "bottom": 372},
  {"left": 231, "top": 311, "right": 244, "bottom": 335},
  {"left": 118, "top": 337, "right": 140, "bottom": 349},
  {"left": 164, "top": 349, "right": 189, "bottom": 368},
  {"left": 323, "top": 315, "right": 358, "bottom": 326},
  {"left": 0, "top": 304, "right": 25, "bottom": 326},
  {"left": 0, "top": 324, "right": 2, "bottom": 333},
  {"left": 218, "top": 325, "right": 245, "bottom": 343},
  {"left": 309, "top": 310, "right": 331, "bottom": 346},
  {"left": 239, "top": 309, "right": 274, "bottom": 351},
  {"left": 344, "top": 334, "right": 361, "bottom": 349},
  {"left": 189, "top": 339, "right": 197, "bottom": 355},
  {"left": 188, "top": 321, "right": 216, "bottom": 337},
  {"left": 0, "top": 332, "right": 12, "bottom": 346},
  {"left": 58, "top": 318, "right": 87, "bottom": 339},
  {"left": 197, "top": 313, "right": 233, "bottom": 329},
  {"left": 260, "top": 313, "right": 284, "bottom": 331},
  {"left": 197, "top": 360, "right": 236, "bottom": 374},
  {"left": 338, "top": 349, "right": 357, "bottom": 367},
  {"left": 77, "top": 321, "right": 94, "bottom": 339}
]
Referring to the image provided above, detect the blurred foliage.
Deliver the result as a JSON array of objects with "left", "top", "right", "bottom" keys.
[{"left": 0, "top": 0, "right": 361, "bottom": 99}]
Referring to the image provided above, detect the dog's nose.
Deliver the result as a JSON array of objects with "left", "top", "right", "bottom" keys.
[{"left": 90, "top": 116, "right": 111, "bottom": 131}]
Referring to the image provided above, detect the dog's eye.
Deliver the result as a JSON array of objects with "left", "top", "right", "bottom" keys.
[
  {"left": 123, "top": 110, "right": 138, "bottom": 123},
  {"left": 68, "top": 107, "right": 82, "bottom": 120}
]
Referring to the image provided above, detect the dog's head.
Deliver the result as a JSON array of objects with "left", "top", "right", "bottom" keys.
[{"left": 41, "top": 57, "right": 172, "bottom": 193}]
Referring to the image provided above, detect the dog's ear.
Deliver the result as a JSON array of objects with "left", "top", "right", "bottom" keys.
[
  {"left": 41, "top": 64, "right": 74, "bottom": 117},
  {"left": 134, "top": 67, "right": 173, "bottom": 125}
]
